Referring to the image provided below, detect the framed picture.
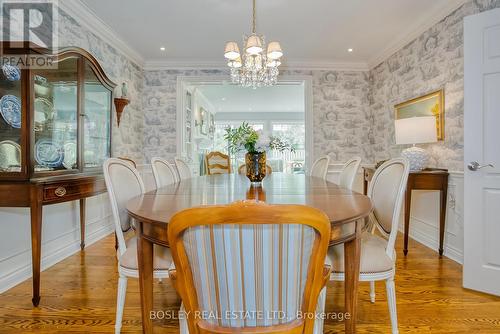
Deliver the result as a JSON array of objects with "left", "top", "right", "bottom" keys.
[{"left": 395, "top": 89, "right": 444, "bottom": 140}]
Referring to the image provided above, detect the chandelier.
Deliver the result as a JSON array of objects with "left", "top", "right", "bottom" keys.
[{"left": 224, "top": 0, "right": 283, "bottom": 89}]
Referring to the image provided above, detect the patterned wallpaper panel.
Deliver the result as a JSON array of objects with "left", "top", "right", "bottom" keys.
[
  {"left": 57, "top": 9, "right": 145, "bottom": 162},
  {"left": 142, "top": 69, "right": 372, "bottom": 164},
  {"left": 369, "top": 0, "right": 500, "bottom": 171},
  {"left": 57, "top": 0, "right": 500, "bottom": 169}
]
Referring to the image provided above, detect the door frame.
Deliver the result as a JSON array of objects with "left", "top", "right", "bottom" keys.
[{"left": 176, "top": 75, "right": 314, "bottom": 170}]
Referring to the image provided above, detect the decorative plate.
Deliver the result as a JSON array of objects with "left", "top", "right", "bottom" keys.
[
  {"left": 35, "top": 139, "right": 64, "bottom": 168},
  {"left": 34, "top": 97, "right": 54, "bottom": 129},
  {"left": 0, "top": 140, "right": 21, "bottom": 171},
  {"left": 0, "top": 95, "right": 22, "bottom": 128},
  {"left": 2, "top": 64, "right": 21, "bottom": 81},
  {"left": 63, "top": 142, "right": 77, "bottom": 169}
]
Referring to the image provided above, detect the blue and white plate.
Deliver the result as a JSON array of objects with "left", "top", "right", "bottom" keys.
[
  {"left": 35, "top": 140, "right": 64, "bottom": 168},
  {"left": 2, "top": 64, "right": 21, "bottom": 81},
  {"left": 0, "top": 95, "right": 21, "bottom": 128}
]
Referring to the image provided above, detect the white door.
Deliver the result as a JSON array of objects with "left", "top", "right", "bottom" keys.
[{"left": 463, "top": 8, "right": 500, "bottom": 296}]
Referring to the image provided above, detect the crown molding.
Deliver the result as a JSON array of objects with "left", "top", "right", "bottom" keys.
[
  {"left": 144, "top": 59, "right": 369, "bottom": 72},
  {"left": 58, "top": 0, "right": 144, "bottom": 67},
  {"left": 367, "top": 0, "right": 468, "bottom": 69}
]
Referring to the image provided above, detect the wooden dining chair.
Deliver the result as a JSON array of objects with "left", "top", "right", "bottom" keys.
[
  {"left": 326, "top": 158, "right": 410, "bottom": 334},
  {"left": 167, "top": 201, "right": 332, "bottom": 334},
  {"left": 103, "top": 158, "right": 173, "bottom": 333},
  {"left": 205, "top": 151, "right": 231, "bottom": 175},
  {"left": 310, "top": 155, "right": 331, "bottom": 180},
  {"left": 174, "top": 158, "right": 192, "bottom": 180},
  {"left": 151, "top": 157, "right": 178, "bottom": 187},
  {"left": 338, "top": 157, "right": 362, "bottom": 190},
  {"left": 238, "top": 164, "right": 273, "bottom": 175}
]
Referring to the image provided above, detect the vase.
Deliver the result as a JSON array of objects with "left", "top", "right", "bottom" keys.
[{"left": 245, "top": 152, "right": 266, "bottom": 183}]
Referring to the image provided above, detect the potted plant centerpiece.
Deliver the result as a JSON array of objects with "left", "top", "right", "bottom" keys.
[{"left": 224, "top": 122, "right": 294, "bottom": 183}]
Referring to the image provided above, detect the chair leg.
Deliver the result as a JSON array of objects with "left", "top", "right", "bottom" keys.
[
  {"left": 370, "top": 281, "right": 376, "bottom": 303},
  {"left": 115, "top": 275, "right": 128, "bottom": 334},
  {"left": 385, "top": 277, "right": 399, "bottom": 334}
]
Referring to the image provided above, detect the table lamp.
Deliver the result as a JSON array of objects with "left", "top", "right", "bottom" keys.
[{"left": 395, "top": 116, "right": 438, "bottom": 171}]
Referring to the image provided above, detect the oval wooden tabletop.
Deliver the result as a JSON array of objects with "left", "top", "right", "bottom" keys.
[{"left": 127, "top": 173, "right": 372, "bottom": 228}]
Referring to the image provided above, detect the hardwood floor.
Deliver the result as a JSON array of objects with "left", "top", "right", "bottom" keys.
[{"left": 0, "top": 234, "right": 499, "bottom": 333}]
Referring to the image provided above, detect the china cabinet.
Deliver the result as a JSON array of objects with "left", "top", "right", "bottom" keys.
[{"left": 0, "top": 42, "right": 115, "bottom": 306}]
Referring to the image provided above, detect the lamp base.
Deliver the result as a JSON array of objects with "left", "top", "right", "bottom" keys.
[{"left": 401, "top": 146, "right": 429, "bottom": 171}]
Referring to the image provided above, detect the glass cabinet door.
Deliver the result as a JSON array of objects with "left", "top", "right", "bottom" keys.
[
  {"left": 32, "top": 57, "right": 79, "bottom": 172},
  {"left": 83, "top": 61, "right": 111, "bottom": 169},
  {"left": 0, "top": 63, "right": 22, "bottom": 173}
]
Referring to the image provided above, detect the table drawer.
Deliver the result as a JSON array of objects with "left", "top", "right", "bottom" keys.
[{"left": 43, "top": 180, "right": 106, "bottom": 202}]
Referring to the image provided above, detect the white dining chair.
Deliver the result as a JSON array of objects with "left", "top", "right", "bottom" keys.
[
  {"left": 151, "top": 157, "right": 178, "bottom": 187},
  {"left": 103, "top": 158, "right": 173, "bottom": 333},
  {"left": 338, "top": 157, "right": 362, "bottom": 190},
  {"left": 310, "top": 155, "right": 331, "bottom": 180},
  {"left": 174, "top": 158, "right": 192, "bottom": 180},
  {"left": 167, "top": 201, "right": 332, "bottom": 334},
  {"left": 326, "top": 158, "right": 410, "bottom": 334}
]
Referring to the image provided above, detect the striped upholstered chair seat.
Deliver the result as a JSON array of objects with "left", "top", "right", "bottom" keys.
[{"left": 168, "top": 201, "right": 332, "bottom": 334}]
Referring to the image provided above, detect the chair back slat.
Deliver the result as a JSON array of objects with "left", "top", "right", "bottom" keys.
[
  {"left": 206, "top": 152, "right": 231, "bottom": 175},
  {"left": 168, "top": 201, "right": 331, "bottom": 334}
]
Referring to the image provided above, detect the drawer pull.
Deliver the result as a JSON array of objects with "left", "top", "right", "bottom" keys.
[{"left": 54, "top": 187, "right": 67, "bottom": 197}]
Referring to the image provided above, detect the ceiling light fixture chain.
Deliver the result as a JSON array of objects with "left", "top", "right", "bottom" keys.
[
  {"left": 224, "top": 0, "right": 283, "bottom": 89},
  {"left": 252, "top": 0, "right": 256, "bottom": 34}
]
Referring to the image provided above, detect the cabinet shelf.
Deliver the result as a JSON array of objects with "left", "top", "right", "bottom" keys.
[{"left": 0, "top": 43, "right": 116, "bottom": 181}]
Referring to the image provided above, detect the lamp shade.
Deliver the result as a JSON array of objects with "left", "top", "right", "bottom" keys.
[
  {"left": 224, "top": 42, "right": 240, "bottom": 60},
  {"left": 245, "top": 34, "right": 263, "bottom": 55},
  {"left": 395, "top": 116, "right": 438, "bottom": 145},
  {"left": 267, "top": 41, "right": 283, "bottom": 59}
]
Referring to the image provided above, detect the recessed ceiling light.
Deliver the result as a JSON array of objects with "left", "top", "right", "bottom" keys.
[
  {"left": 160, "top": 47, "right": 166, "bottom": 51},
  {"left": 221, "top": 97, "right": 226, "bottom": 101},
  {"left": 347, "top": 48, "right": 353, "bottom": 53}
]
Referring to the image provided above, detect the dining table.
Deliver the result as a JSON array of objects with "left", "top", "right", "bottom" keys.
[{"left": 127, "top": 173, "right": 373, "bottom": 334}]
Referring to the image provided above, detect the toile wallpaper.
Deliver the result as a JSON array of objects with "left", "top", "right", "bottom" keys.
[
  {"left": 369, "top": 0, "right": 500, "bottom": 172},
  {"left": 57, "top": 9, "right": 145, "bottom": 162},
  {"left": 142, "top": 69, "right": 372, "bottom": 164},
  {"left": 52, "top": 0, "right": 500, "bottom": 169}
]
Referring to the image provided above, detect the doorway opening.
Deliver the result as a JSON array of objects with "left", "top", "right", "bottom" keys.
[{"left": 176, "top": 76, "right": 313, "bottom": 175}]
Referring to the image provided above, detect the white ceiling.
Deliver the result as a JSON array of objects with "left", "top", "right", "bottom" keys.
[
  {"left": 195, "top": 84, "right": 304, "bottom": 113},
  {"left": 78, "top": 0, "right": 466, "bottom": 69}
]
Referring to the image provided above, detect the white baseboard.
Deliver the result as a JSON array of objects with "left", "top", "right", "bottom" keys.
[
  {"left": 0, "top": 215, "right": 114, "bottom": 294},
  {"left": 404, "top": 222, "right": 463, "bottom": 264}
]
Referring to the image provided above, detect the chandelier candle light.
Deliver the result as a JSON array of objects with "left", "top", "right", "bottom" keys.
[{"left": 224, "top": 0, "right": 283, "bottom": 88}]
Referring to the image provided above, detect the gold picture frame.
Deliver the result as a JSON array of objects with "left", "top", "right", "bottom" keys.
[{"left": 395, "top": 89, "right": 444, "bottom": 140}]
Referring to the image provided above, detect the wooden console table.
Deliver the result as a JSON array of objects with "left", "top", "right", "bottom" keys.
[
  {"left": 0, "top": 174, "right": 107, "bottom": 306},
  {"left": 363, "top": 167, "right": 449, "bottom": 256}
]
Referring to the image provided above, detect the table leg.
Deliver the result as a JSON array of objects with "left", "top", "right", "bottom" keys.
[
  {"left": 439, "top": 187, "right": 448, "bottom": 256},
  {"left": 30, "top": 186, "right": 43, "bottom": 307},
  {"left": 344, "top": 222, "right": 361, "bottom": 334},
  {"left": 79, "top": 199, "right": 86, "bottom": 250},
  {"left": 137, "top": 225, "right": 154, "bottom": 334},
  {"left": 403, "top": 189, "right": 412, "bottom": 256}
]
